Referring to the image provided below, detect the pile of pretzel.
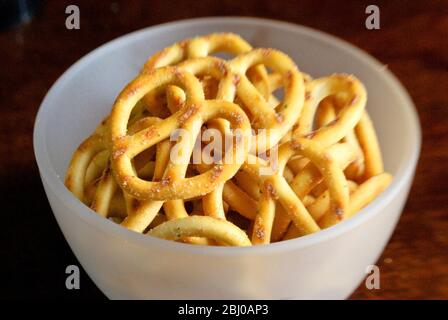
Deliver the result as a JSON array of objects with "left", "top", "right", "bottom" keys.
[{"left": 65, "top": 33, "right": 392, "bottom": 246}]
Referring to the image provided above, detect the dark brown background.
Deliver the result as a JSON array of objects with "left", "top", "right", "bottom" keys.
[{"left": 1, "top": 0, "right": 447, "bottom": 299}]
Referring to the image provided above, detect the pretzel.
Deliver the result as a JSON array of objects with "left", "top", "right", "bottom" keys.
[
  {"left": 65, "top": 33, "right": 392, "bottom": 247},
  {"left": 148, "top": 216, "right": 251, "bottom": 246},
  {"left": 67, "top": 95, "right": 213, "bottom": 233},
  {"left": 268, "top": 74, "right": 368, "bottom": 239},
  {"left": 282, "top": 180, "right": 358, "bottom": 240},
  {"left": 66, "top": 103, "right": 248, "bottom": 244},
  {"left": 140, "top": 42, "right": 305, "bottom": 224},
  {"left": 227, "top": 73, "right": 384, "bottom": 243},
  {"left": 245, "top": 138, "right": 359, "bottom": 244},
  {"left": 224, "top": 74, "right": 367, "bottom": 240},
  {"left": 143, "top": 33, "right": 252, "bottom": 70},
  {"left": 177, "top": 69, "right": 380, "bottom": 243},
  {"left": 65, "top": 119, "right": 109, "bottom": 203},
  {"left": 316, "top": 96, "right": 365, "bottom": 180},
  {"left": 65, "top": 116, "right": 158, "bottom": 205},
  {"left": 110, "top": 57, "right": 261, "bottom": 240},
  {"left": 318, "top": 172, "right": 392, "bottom": 228},
  {"left": 142, "top": 34, "right": 306, "bottom": 154},
  {"left": 110, "top": 65, "right": 251, "bottom": 201},
  {"left": 66, "top": 116, "right": 161, "bottom": 229},
  {"left": 67, "top": 54, "right": 251, "bottom": 233},
  {"left": 143, "top": 43, "right": 307, "bottom": 230},
  {"left": 140, "top": 36, "right": 307, "bottom": 232},
  {"left": 141, "top": 33, "right": 272, "bottom": 117},
  {"left": 229, "top": 49, "right": 305, "bottom": 152},
  {"left": 282, "top": 75, "right": 388, "bottom": 239}
]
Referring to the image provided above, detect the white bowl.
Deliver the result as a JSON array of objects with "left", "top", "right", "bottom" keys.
[{"left": 33, "top": 17, "right": 420, "bottom": 299}]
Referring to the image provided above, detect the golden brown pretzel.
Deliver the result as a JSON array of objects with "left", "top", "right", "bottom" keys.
[
  {"left": 247, "top": 138, "right": 357, "bottom": 245},
  {"left": 269, "top": 74, "right": 368, "bottom": 238},
  {"left": 141, "top": 33, "right": 273, "bottom": 117},
  {"left": 142, "top": 34, "right": 306, "bottom": 154},
  {"left": 140, "top": 46, "right": 305, "bottom": 221},
  {"left": 110, "top": 65, "right": 251, "bottom": 201},
  {"left": 65, "top": 33, "right": 393, "bottom": 247}
]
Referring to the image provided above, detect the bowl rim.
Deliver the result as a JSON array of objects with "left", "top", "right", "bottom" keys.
[{"left": 33, "top": 16, "right": 421, "bottom": 256}]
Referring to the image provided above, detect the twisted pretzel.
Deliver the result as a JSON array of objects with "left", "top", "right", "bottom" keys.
[
  {"left": 148, "top": 216, "right": 251, "bottom": 246},
  {"left": 242, "top": 138, "right": 357, "bottom": 244},
  {"left": 139, "top": 41, "right": 305, "bottom": 225},
  {"left": 142, "top": 33, "right": 305, "bottom": 154},
  {"left": 268, "top": 74, "right": 368, "bottom": 239},
  {"left": 110, "top": 65, "right": 251, "bottom": 201},
  {"left": 141, "top": 33, "right": 273, "bottom": 117},
  {"left": 142, "top": 44, "right": 307, "bottom": 229},
  {"left": 65, "top": 33, "right": 392, "bottom": 247}
]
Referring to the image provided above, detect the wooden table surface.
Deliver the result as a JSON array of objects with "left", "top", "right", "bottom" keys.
[{"left": 1, "top": 0, "right": 447, "bottom": 299}]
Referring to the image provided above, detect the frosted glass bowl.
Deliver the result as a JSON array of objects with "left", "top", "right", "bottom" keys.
[{"left": 34, "top": 17, "right": 420, "bottom": 299}]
